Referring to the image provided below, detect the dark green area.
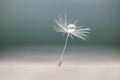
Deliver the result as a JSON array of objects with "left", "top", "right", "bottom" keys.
[{"left": 0, "top": 0, "right": 120, "bottom": 47}]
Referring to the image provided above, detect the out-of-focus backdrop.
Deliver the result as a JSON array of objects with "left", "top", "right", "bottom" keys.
[
  {"left": 0, "top": 0, "right": 120, "bottom": 80},
  {"left": 0, "top": 0, "right": 120, "bottom": 46}
]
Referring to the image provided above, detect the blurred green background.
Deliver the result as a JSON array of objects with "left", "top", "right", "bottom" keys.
[{"left": 0, "top": 0, "right": 120, "bottom": 47}]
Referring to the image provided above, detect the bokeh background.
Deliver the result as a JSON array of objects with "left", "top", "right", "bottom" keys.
[
  {"left": 0, "top": 0, "right": 120, "bottom": 46},
  {"left": 0, "top": 0, "right": 120, "bottom": 80}
]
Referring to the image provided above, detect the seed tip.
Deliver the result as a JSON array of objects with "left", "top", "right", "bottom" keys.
[{"left": 58, "top": 59, "right": 62, "bottom": 67}]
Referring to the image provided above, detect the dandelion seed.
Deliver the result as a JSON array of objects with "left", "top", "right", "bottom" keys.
[{"left": 53, "top": 13, "right": 90, "bottom": 67}]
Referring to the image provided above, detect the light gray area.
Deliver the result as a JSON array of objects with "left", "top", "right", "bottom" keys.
[
  {"left": 0, "top": 62, "right": 120, "bottom": 80},
  {"left": 0, "top": 46, "right": 120, "bottom": 80}
]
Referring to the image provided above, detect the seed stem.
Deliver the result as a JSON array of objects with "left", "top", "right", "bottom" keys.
[{"left": 58, "top": 33, "right": 69, "bottom": 67}]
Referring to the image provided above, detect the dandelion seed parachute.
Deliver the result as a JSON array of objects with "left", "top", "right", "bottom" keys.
[{"left": 53, "top": 13, "right": 90, "bottom": 67}]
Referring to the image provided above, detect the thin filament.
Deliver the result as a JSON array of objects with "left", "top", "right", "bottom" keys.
[
  {"left": 58, "top": 33, "right": 69, "bottom": 67},
  {"left": 60, "top": 33, "right": 69, "bottom": 60}
]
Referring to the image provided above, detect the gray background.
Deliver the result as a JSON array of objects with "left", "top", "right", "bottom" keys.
[{"left": 0, "top": 0, "right": 120, "bottom": 47}]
